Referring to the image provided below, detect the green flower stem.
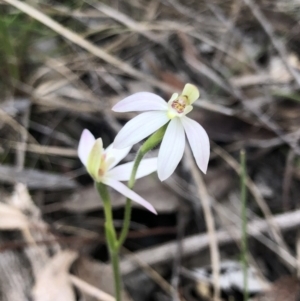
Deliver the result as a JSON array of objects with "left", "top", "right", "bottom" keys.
[
  {"left": 240, "top": 150, "right": 248, "bottom": 301},
  {"left": 116, "top": 150, "right": 143, "bottom": 249},
  {"left": 96, "top": 182, "right": 121, "bottom": 301},
  {"left": 117, "top": 124, "right": 168, "bottom": 250},
  {"left": 96, "top": 182, "right": 117, "bottom": 244},
  {"left": 110, "top": 250, "right": 122, "bottom": 301}
]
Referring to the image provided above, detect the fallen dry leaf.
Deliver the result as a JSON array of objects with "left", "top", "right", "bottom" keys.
[
  {"left": 32, "top": 251, "right": 78, "bottom": 301},
  {"left": 0, "top": 202, "right": 29, "bottom": 231}
]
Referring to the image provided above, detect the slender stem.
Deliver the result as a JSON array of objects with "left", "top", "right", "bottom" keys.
[
  {"left": 110, "top": 250, "right": 122, "bottom": 301},
  {"left": 117, "top": 150, "right": 144, "bottom": 249},
  {"left": 240, "top": 149, "right": 248, "bottom": 301},
  {"left": 96, "top": 182, "right": 117, "bottom": 242},
  {"left": 117, "top": 124, "right": 168, "bottom": 250},
  {"left": 95, "top": 182, "right": 121, "bottom": 301}
]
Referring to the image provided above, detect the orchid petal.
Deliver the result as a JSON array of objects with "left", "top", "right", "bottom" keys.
[
  {"left": 182, "top": 83, "right": 199, "bottom": 104},
  {"left": 106, "top": 158, "right": 158, "bottom": 181},
  {"left": 104, "top": 144, "right": 132, "bottom": 170},
  {"left": 86, "top": 138, "right": 103, "bottom": 181},
  {"left": 114, "top": 111, "right": 169, "bottom": 149},
  {"left": 158, "top": 118, "right": 185, "bottom": 181},
  {"left": 112, "top": 92, "right": 168, "bottom": 112},
  {"left": 183, "top": 105, "right": 193, "bottom": 115},
  {"left": 181, "top": 116, "right": 210, "bottom": 173},
  {"left": 78, "top": 129, "right": 96, "bottom": 166},
  {"left": 103, "top": 178, "right": 157, "bottom": 214}
]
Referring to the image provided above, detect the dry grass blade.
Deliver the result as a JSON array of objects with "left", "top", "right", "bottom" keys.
[
  {"left": 3, "top": 140, "right": 77, "bottom": 157},
  {"left": 193, "top": 99, "right": 236, "bottom": 116},
  {"left": 70, "top": 275, "right": 116, "bottom": 301},
  {"left": 3, "top": 0, "right": 175, "bottom": 93},
  {"left": 185, "top": 146, "right": 220, "bottom": 300}
]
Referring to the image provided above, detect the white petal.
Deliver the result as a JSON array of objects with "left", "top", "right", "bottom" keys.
[
  {"left": 112, "top": 92, "right": 168, "bottom": 112},
  {"left": 104, "top": 144, "right": 131, "bottom": 169},
  {"left": 78, "top": 129, "right": 95, "bottom": 166},
  {"left": 158, "top": 118, "right": 185, "bottom": 181},
  {"left": 113, "top": 111, "right": 169, "bottom": 149},
  {"left": 106, "top": 158, "right": 158, "bottom": 181},
  {"left": 181, "top": 116, "right": 210, "bottom": 173},
  {"left": 103, "top": 178, "right": 157, "bottom": 214}
]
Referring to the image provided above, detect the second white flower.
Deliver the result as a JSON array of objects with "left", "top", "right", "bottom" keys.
[{"left": 112, "top": 84, "right": 210, "bottom": 181}]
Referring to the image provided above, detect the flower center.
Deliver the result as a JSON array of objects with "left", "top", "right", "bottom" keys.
[
  {"left": 97, "top": 154, "right": 115, "bottom": 179},
  {"left": 171, "top": 96, "right": 188, "bottom": 113},
  {"left": 98, "top": 154, "right": 108, "bottom": 178}
]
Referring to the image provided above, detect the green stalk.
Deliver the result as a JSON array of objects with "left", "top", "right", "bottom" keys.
[
  {"left": 240, "top": 149, "right": 248, "bottom": 301},
  {"left": 116, "top": 124, "right": 168, "bottom": 250},
  {"left": 110, "top": 250, "right": 122, "bottom": 301},
  {"left": 96, "top": 182, "right": 117, "bottom": 243},
  {"left": 96, "top": 182, "right": 121, "bottom": 301},
  {"left": 117, "top": 149, "right": 143, "bottom": 249}
]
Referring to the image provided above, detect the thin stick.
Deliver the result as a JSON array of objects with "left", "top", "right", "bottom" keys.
[{"left": 185, "top": 146, "right": 220, "bottom": 300}]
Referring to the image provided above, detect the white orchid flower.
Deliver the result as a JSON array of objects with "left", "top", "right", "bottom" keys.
[
  {"left": 78, "top": 129, "right": 157, "bottom": 214},
  {"left": 112, "top": 84, "right": 210, "bottom": 181}
]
